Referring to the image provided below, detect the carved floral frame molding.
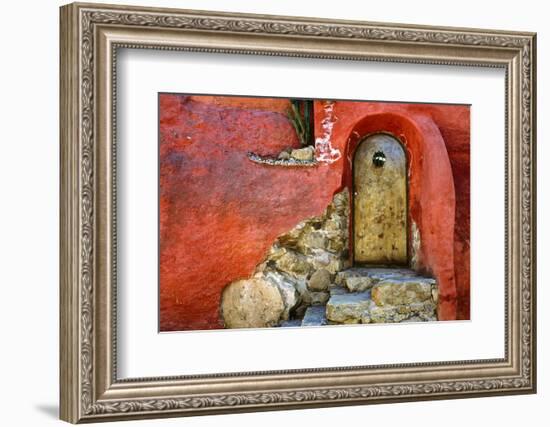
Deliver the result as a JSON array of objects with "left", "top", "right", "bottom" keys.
[{"left": 60, "top": 2, "right": 536, "bottom": 423}]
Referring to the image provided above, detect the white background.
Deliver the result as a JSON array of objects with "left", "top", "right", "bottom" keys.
[
  {"left": 118, "top": 49, "right": 504, "bottom": 377},
  {"left": 0, "top": 0, "right": 546, "bottom": 426}
]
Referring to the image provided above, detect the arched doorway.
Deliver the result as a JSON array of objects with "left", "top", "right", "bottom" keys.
[{"left": 353, "top": 133, "right": 407, "bottom": 265}]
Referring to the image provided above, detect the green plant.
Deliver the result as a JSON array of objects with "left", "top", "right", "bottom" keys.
[{"left": 288, "top": 99, "right": 313, "bottom": 146}]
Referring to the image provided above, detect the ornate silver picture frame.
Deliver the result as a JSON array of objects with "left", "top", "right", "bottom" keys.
[{"left": 60, "top": 2, "right": 536, "bottom": 423}]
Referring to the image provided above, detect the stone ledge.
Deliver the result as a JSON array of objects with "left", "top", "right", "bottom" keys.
[
  {"left": 247, "top": 152, "right": 318, "bottom": 167},
  {"left": 335, "top": 267, "right": 420, "bottom": 292}
]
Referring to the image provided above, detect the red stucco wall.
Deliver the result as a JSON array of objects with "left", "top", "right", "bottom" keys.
[{"left": 159, "top": 94, "right": 470, "bottom": 331}]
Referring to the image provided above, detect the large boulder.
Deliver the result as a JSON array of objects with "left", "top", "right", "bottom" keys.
[{"left": 221, "top": 278, "right": 285, "bottom": 328}]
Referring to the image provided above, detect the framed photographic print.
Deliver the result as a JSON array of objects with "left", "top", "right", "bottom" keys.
[{"left": 60, "top": 2, "right": 537, "bottom": 423}]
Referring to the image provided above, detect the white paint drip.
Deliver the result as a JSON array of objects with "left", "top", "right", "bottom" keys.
[{"left": 314, "top": 101, "right": 341, "bottom": 163}]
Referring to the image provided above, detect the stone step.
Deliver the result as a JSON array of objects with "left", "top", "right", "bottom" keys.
[
  {"left": 290, "top": 267, "right": 438, "bottom": 327},
  {"left": 301, "top": 305, "right": 328, "bottom": 327},
  {"left": 361, "top": 300, "right": 437, "bottom": 324},
  {"left": 326, "top": 291, "right": 372, "bottom": 324},
  {"left": 327, "top": 267, "right": 438, "bottom": 324},
  {"left": 371, "top": 277, "right": 436, "bottom": 306},
  {"left": 334, "top": 267, "right": 435, "bottom": 293},
  {"left": 326, "top": 290, "right": 437, "bottom": 324},
  {"left": 328, "top": 284, "right": 349, "bottom": 296}
]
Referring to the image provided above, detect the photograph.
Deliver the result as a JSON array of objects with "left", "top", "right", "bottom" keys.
[{"left": 159, "top": 94, "right": 471, "bottom": 332}]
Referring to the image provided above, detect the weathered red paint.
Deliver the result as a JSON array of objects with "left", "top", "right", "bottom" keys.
[
  {"left": 159, "top": 94, "right": 470, "bottom": 331},
  {"left": 159, "top": 95, "right": 339, "bottom": 331}
]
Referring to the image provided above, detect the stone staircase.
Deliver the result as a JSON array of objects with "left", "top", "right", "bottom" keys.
[
  {"left": 281, "top": 267, "right": 438, "bottom": 327},
  {"left": 221, "top": 189, "right": 439, "bottom": 330}
]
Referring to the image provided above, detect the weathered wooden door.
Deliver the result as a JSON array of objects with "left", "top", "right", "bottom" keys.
[{"left": 353, "top": 134, "right": 407, "bottom": 265}]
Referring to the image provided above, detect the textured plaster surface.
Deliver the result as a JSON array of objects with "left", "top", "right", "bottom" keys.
[{"left": 159, "top": 94, "right": 470, "bottom": 330}]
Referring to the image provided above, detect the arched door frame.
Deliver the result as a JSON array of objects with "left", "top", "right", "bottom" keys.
[
  {"left": 342, "top": 112, "right": 457, "bottom": 320},
  {"left": 351, "top": 132, "right": 409, "bottom": 266}
]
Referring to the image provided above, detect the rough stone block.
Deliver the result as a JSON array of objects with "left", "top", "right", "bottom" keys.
[
  {"left": 221, "top": 278, "right": 285, "bottom": 328},
  {"left": 273, "top": 249, "right": 312, "bottom": 278},
  {"left": 277, "top": 149, "right": 291, "bottom": 160},
  {"left": 276, "top": 222, "right": 308, "bottom": 249},
  {"left": 361, "top": 301, "right": 437, "bottom": 323},
  {"left": 308, "top": 268, "right": 331, "bottom": 291},
  {"left": 323, "top": 217, "right": 346, "bottom": 232},
  {"left": 290, "top": 145, "right": 315, "bottom": 161},
  {"left": 371, "top": 277, "right": 435, "bottom": 306},
  {"left": 310, "top": 291, "right": 330, "bottom": 305},
  {"left": 302, "top": 305, "right": 328, "bottom": 327},
  {"left": 263, "top": 270, "right": 300, "bottom": 320},
  {"left": 310, "top": 249, "right": 345, "bottom": 274},
  {"left": 326, "top": 291, "right": 372, "bottom": 324},
  {"left": 327, "top": 188, "right": 349, "bottom": 217},
  {"left": 335, "top": 267, "right": 418, "bottom": 292},
  {"left": 329, "top": 285, "right": 348, "bottom": 296}
]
